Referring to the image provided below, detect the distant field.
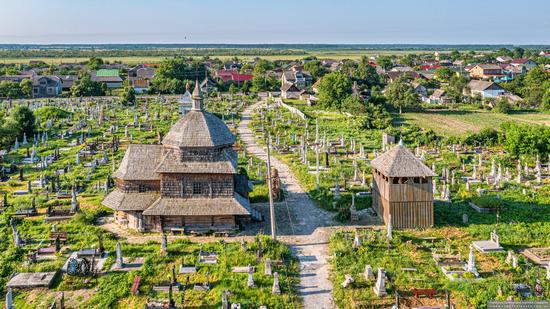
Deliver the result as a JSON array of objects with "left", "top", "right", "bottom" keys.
[
  {"left": 398, "top": 109, "right": 550, "bottom": 137},
  {"left": 0, "top": 49, "right": 490, "bottom": 64}
]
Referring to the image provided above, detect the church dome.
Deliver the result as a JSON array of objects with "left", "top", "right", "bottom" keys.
[{"left": 162, "top": 83, "right": 236, "bottom": 148}]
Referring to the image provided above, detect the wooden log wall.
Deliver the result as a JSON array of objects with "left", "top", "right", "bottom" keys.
[
  {"left": 160, "top": 174, "right": 234, "bottom": 198},
  {"left": 371, "top": 168, "right": 434, "bottom": 228}
]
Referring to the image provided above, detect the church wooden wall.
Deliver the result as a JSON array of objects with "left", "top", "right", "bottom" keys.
[
  {"left": 143, "top": 215, "right": 237, "bottom": 232},
  {"left": 116, "top": 179, "right": 160, "bottom": 192},
  {"left": 160, "top": 174, "right": 234, "bottom": 198}
]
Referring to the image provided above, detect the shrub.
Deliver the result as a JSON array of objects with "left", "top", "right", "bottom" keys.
[{"left": 470, "top": 195, "right": 502, "bottom": 209}]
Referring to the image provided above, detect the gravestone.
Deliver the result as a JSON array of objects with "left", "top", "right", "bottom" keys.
[
  {"left": 364, "top": 265, "right": 374, "bottom": 280},
  {"left": 247, "top": 267, "right": 255, "bottom": 288},
  {"left": 342, "top": 274, "right": 354, "bottom": 288},
  {"left": 5, "top": 288, "right": 13, "bottom": 309},
  {"left": 265, "top": 258, "right": 272, "bottom": 276},
  {"left": 373, "top": 268, "right": 387, "bottom": 297},
  {"left": 160, "top": 233, "right": 168, "bottom": 256},
  {"left": 272, "top": 272, "right": 281, "bottom": 295},
  {"left": 116, "top": 242, "right": 123, "bottom": 268},
  {"left": 353, "top": 231, "right": 362, "bottom": 247},
  {"left": 386, "top": 214, "right": 393, "bottom": 240}
]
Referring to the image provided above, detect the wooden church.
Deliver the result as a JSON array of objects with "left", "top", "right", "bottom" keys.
[
  {"left": 103, "top": 83, "right": 256, "bottom": 233},
  {"left": 370, "top": 141, "right": 436, "bottom": 229}
]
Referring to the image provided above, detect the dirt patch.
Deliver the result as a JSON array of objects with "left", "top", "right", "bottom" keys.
[{"left": 26, "top": 288, "right": 95, "bottom": 308}]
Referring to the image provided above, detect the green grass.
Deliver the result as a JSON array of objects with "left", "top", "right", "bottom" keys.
[
  {"left": 0, "top": 95, "right": 300, "bottom": 308},
  {"left": 398, "top": 109, "right": 550, "bottom": 137},
  {"left": 330, "top": 185, "right": 550, "bottom": 308},
  {"left": 0, "top": 48, "right": 489, "bottom": 65}
]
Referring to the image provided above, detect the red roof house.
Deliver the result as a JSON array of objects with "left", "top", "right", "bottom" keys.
[{"left": 216, "top": 70, "right": 253, "bottom": 83}]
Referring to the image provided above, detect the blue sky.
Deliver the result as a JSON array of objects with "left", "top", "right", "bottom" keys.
[{"left": 1, "top": 0, "right": 549, "bottom": 44}]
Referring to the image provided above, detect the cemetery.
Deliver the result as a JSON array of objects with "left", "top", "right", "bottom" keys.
[
  {"left": 0, "top": 94, "right": 299, "bottom": 308},
  {"left": 248, "top": 98, "right": 550, "bottom": 307},
  {"left": 0, "top": 78, "right": 548, "bottom": 308}
]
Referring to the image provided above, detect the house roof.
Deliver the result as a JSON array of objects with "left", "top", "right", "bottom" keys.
[
  {"left": 281, "top": 82, "right": 300, "bottom": 92},
  {"left": 102, "top": 189, "right": 158, "bottom": 211},
  {"left": 142, "top": 193, "right": 250, "bottom": 216},
  {"left": 32, "top": 76, "right": 62, "bottom": 87},
  {"left": 370, "top": 144, "right": 436, "bottom": 177},
  {"left": 510, "top": 58, "right": 533, "bottom": 65},
  {"left": 91, "top": 75, "right": 123, "bottom": 83},
  {"left": 113, "top": 144, "right": 163, "bottom": 180},
  {"left": 216, "top": 70, "right": 253, "bottom": 82},
  {"left": 468, "top": 80, "right": 503, "bottom": 92},
  {"left": 162, "top": 110, "right": 236, "bottom": 148},
  {"left": 155, "top": 147, "right": 237, "bottom": 174},
  {"left": 95, "top": 69, "right": 120, "bottom": 77},
  {"left": 386, "top": 71, "right": 423, "bottom": 81},
  {"left": 475, "top": 64, "right": 502, "bottom": 70},
  {"left": 431, "top": 89, "right": 446, "bottom": 98}
]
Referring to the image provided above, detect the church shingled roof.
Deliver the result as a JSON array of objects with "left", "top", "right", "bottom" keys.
[
  {"left": 162, "top": 110, "right": 236, "bottom": 148},
  {"left": 370, "top": 144, "right": 436, "bottom": 177},
  {"left": 113, "top": 144, "right": 163, "bottom": 180}
]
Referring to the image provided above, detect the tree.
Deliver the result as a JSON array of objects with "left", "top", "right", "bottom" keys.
[
  {"left": 493, "top": 97, "right": 512, "bottom": 114},
  {"left": 86, "top": 57, "right": 104, "bottom": 71},
  {"left": 317, "top": 72, "right": 352, "bottom": 110},
  {"left": 342, "top": 95, "right": 366, "bottom": 113},
  {"left": 10, "top": 105, "right": 35, "bottom": 138},
  {"left": 384, "top": 76, "right": 420, "bottom": 113},
  {"left": 522, "top": 66, "right": 550, "bottom": 106},
  {"left": 376, "top": 56, "right": 393, "bottom": 71},
  {"left": 19, "top": 79, "right": 33, "bottom": 97},
  {"left": 228, "top": 84, "right": 237, "bottom": 95},
  {"left": 253, "top": 59, "right": 272, "bottom": 75},
  {"left": 156, "top": 58, "right": 204, "bottom": 81},
  {"left": 70, "top": 74, "right": 106, "bottom": 97},
  {"left": 445, "top": 75, "right": 468, "bottom": 102},
  {"left": 434, "top": 67, "right": 453, "bottom": 82},
  {"left": 0, "top": 81, "right": 25, "bottom": 98},
  {"left": 120, "top": 86, "right": 136, "bottom": 105},
  {"left": 542, "top": 85, "right": 550, "bottom": 110},
  {"left": 304, "top": 60, "right": 326, "bottom": 80},
  {"left": 353, "top": 56, "right": 383, "bottom": 88},
  {"left": 513, "top": 47, "right": 525, "bottom": 59}
]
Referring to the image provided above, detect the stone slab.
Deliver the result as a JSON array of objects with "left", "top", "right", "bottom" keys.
[{"left": 7, "top": 272, "right": 57, "bottom": 289}]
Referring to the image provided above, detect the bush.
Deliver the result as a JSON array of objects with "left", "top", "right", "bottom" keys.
[
  {"left": 470, "top": 195, "right": 502, "bottom": 209},
  {"left": 463, "top": 128, "right": 500, "bottom": 147},
  {"left": 493, "top": 97, "right": 512, "bottom": 114}
]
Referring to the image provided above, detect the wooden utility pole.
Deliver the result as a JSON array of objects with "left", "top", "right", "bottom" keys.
[{"left": 266, "top": 133, "right": 276, "bottom": 241}]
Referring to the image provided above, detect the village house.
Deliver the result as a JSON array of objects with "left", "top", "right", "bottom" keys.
[
  {"left": 59, "top": 75, "right": 79, "bottom": 92},
  {"left": 128, "top": 65, "right": 155, "bottom": 93},
  {"left": 32, "top": 76, "right": 62, "bottom": 97},
  {"left": 370, "top": 141, "right": 436, "bottom": 229},
  {"left": 385, "top": 71, "right": 423, "bottom": 83},
  {"left": 469, "top": 64, "right": 504, "bottom": 79},
  {"left": 429, "top": 89, "right": 452, "bottom": 104},
  {"left": 539, "top": 50, "right": 550, "bottom": 58},
  {"left": 103, "top": 83, "right": 254, "bottom": 233},
  {"left": 216, "top": 69, "right": 253, "bottom": 84},
  {"left": 280, "top": 82, "right": 301, "bottom": 99},
  {"left": 411, "top": 82, "right": 428, "bottom": 98},
  {"left": 281, "top": 70, "right": 312, "bottom": 90},
  {"left": 467, "top": 80, "right": 505, "bottom": 99},
  {"left": 91, "top": 69, "right": 123, "bottom": 89},
  {"left": 496, "top": 56, "right": 513, "bottom": 63},
  {"left": 510, "top": 58, "right": 538, "bottom": 71}
]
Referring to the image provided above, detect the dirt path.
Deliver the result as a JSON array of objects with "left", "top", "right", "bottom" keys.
[
  {"left": 100, "top": 100, "right": 340, "bottom": 308},
  {"left": 238, "top": 101, "right": 336, "bottom": 309}
]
